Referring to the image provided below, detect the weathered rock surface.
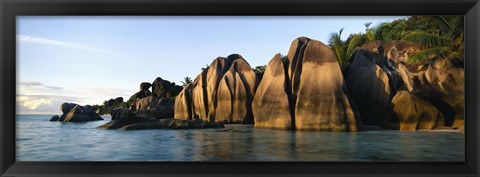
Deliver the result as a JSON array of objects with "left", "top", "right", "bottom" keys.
[
  {"left": 253, "top": 37, "right": 361, "bottom": 131},
  {"left": 176, "top": 54, "right": 258, "bottom": 124},
  {"left": 51, "top": 103, "right": 104, "bottom": 122},
  {"left": 215, "top": 57, "right": 257, "bottom": 124},
  {"left": 252, "top": 54, "right": 292, "bottom": 129},
  {"left": 191, "top": 69, "right": 209, "bottom": 120},
  {"left": 347, "top": 50, "right": 398, "bottom": 126},
  {"left": 205, "top": 56, "right": 235, "bottom": 122},
  {"left": 392, "top": 91, "right": 445, "bottom": 131}
]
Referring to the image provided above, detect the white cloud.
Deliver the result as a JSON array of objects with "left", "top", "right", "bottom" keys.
[
  {"left": 16, "top": 94, "right": 82, "bottom": 115},
  {"left": 17, "top": 35, "right": 128, "bottom": 57}
]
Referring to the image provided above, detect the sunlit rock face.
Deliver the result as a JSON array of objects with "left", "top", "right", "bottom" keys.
[
  {"left": 253, "top": 37, "right": 361, "bottom": 131},
  {"left": 252, "top": 54, "right": 292, "bottom": 129},
  {"left": 174, "top": 83, "right": 193, "bottom": 120},
  {"left": 176, "top": 54, "right": 258, "bottom": 124}
]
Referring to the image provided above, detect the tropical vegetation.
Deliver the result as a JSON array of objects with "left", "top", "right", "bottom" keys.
[{"left": 328, "top": 16, "right": 464, "bottom": 66}]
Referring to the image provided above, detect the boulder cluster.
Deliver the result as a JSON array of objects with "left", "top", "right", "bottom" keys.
[
  {"left": 50, "top": 37, "right": 464, "bottom": 132},
  {"left": 346, "top": 41, "right": 464, "bottom": 130},
  {"left": 98, "top": 77, "right": 223, "bottom": 130}
]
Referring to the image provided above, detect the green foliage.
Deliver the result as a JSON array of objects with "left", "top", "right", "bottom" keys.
[{"left": 253, "top": 65, "right": 267, "bottom": 75}]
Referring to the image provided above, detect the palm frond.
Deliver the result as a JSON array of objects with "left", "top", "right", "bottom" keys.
[
  {"left": 446, "top": 51, "right": 464, "bottom": 60},
  {"left": 402, "top": 31, "right": 451, "bottom": 48},
  {"left": 408, "top": 46, "right": 453, "bottom": 64},
  {"left": 381, "top": 21, "right": 407, "bottom": 41}
]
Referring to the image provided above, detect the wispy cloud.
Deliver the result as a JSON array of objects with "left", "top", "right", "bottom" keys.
[
  {"left": 19, "top": 81, "right": 63, "bottom": 90},
  {"left": 18, "top": 81, "right": 43, "bottom": 87},
  {"left": 17, "top": 35, "right": 128, "bottom": 57}
]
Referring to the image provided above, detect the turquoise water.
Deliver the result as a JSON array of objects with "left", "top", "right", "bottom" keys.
[{"left": 16, "top": 115, "right": 465, "bottom": 161}]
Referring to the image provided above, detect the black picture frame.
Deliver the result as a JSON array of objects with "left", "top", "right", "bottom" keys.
[{"left": 1, "top": 0, "right": 479, "bottom": 176}]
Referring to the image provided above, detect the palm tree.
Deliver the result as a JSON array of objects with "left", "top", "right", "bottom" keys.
[
  {"left": 181, "top": 77, "right": 192, "bottom": 86},
  {"left": 328, "top": 28, "right": 366, "bottom": 67},
  {"left": 329, "top": 28, "right": 347, "bottom": 66}
]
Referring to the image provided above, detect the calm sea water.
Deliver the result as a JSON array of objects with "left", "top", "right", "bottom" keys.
[{"left": 16, "top": 115, "right": 465, "bottom": 161}]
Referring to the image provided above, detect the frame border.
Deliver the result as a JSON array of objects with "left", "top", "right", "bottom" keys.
[{"left": 1, "top": 0, "right": 479, "bottom": 176}]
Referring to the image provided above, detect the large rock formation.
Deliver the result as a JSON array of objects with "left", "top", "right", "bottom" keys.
[
  {"left": 253, "top": 37, "right": 361, "bottom": 131},
  {"left": 174, "top": 54, "right": 258, "bottom": 124},
  {"left": 215, "top": 57, "right": 257, "bottom": 124},
  {"left": 50, "top": 103, "right": 104, "bottom": 122},
  {"left": 347, "top": 40, "right": 464, "bottom": 130}
]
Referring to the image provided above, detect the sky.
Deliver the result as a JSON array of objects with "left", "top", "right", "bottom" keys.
[{"left": 17, "top": 16, "right": 406, "bottom": 115}]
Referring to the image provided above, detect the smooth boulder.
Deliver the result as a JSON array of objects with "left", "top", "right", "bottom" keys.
[{"left": 392, "top": 91, "right": 445, "bottom": 130}]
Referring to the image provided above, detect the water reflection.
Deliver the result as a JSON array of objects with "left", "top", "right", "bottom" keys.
[{"left": 16, "top": 115, "right": 464, "bottom": 161}]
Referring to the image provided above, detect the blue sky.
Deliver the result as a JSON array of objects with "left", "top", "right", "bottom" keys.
[{"left": 16, "top": 16, "right": 406, "bottom": 114}]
